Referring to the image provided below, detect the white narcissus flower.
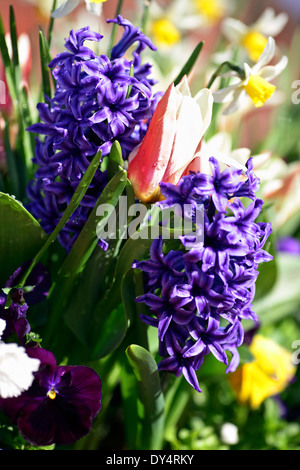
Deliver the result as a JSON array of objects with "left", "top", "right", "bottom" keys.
[
  {"left": 0, "top": 319, "right": 40, "bottom": 399},
  {"left": 222, "top": 8, "right": 288, "bottom": 61},
  {"left": 52, "top": 0, "right": 108, "bottom": 18},
  {"left": 213, "top": 37, "right": 288, "bottom": 115},
  {"left": 183, "top": 131, "right": 271, "bottom": 176}
]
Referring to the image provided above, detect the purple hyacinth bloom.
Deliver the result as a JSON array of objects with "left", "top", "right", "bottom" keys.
[
  {"left": 133, "top": 157, "right": 272, "bottom": 392},
  {"left": 0, "top": 347, "right": 102, "bottom": 446},
  {"left": 26, "top": 18, "right": 159, "bottom": 252}
]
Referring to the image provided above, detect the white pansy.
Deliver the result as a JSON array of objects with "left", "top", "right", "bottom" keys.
[
  {"left": 222, "top": 8, "right": 288, "bottom": 61},
  {"left": 0, "top": 320, "right": 40, "bottom": 399},
  {"left": 213, "top": 37, "right": 288, "bottom": 114},
  {"left": 52, "top": 0, "right": 107, "bottom": 18}
]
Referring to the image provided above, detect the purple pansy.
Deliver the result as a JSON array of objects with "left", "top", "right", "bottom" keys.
[
  {"left": 0, "top": 263, "right": 50, "bottom": 345},
  {"left": 0, "top": 347, "right": 102, "bottom": 446},
  {"left": 133, "top": 157, "right": 272, "bottom": 392}
]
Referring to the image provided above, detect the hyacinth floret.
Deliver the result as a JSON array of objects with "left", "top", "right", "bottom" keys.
[
  {"left": 133, "top": 157, "right": 273, "bottom": 392},
  {"left": 26, "top": 17, "right": 159, "bottom": 252}
]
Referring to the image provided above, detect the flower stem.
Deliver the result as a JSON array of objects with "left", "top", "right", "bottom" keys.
[
  {"left": 206, "top": 61, "right": 245, "bottom": 89},
  {"left": 107, "top": 0, "right": 124, "bottom": 56}
]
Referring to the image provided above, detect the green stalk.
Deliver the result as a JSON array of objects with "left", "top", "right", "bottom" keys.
[
  {"left": 18, "top": 150, "right": 103, "bottom": 288},
  {"left": 206, "top": 61, "right": 245, "bottom": 89},
  {"left": 107, "top": 0, "right": 124, "bottom": 56}
]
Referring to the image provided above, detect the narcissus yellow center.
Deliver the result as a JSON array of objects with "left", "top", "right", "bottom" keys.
[
  {"left": 243, "top": 75, "right": 276, "bottom": 107},
  {"left": 47, "top": 388, "right": 57, "bottom": 400},
  {"left": 152, "top": 18, "right": 181, "bottom": 47},
  {"left": 89, "top": 0, "right": 108, "bottom": 3},
  {"left": 194, "top": 0, "right": 224, "bottom": 22},
  {"left": 242, "top": 31, "right": 268, "bottom": 62}
]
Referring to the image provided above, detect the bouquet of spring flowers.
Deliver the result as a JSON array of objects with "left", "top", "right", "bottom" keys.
[{"left": 0, "top": 0, "right": 300, "bottom": 451}]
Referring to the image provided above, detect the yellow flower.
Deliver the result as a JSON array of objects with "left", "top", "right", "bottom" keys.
[
  {"left": 243, "top": 75, "right": 276, "bottom": 108},
  {"left": 194, "top": 0, "right": 225, "bottom": 23},
  {"left": 230, "top": 335, "right": 296, "bottom": 409},
  {"left": 241, "top": 31, "right": 268, "bottom": 62},
  {"left": 222, "top": 8, "right": 288, "bottom": 62},
  {"left": 151, "top": 18, "right": 181, "bottom": 47},
  {"left": 213, "top": 37, "right": 288, "bottom": 114}
]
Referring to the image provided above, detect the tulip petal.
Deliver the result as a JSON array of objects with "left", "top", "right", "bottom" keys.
[
  {"left": 128, "top": 83, "right": 179, "bottom": 202},
  {"left": 162, "top": 86, "right": 213, "bottom": 184}
]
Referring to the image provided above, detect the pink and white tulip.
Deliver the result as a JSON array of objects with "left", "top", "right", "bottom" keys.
[{"left": 127, "top": 76, "right": 213, "bottom": 203}]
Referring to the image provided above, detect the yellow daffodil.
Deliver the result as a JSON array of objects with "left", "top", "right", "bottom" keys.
[
  {"left": 222, "top": 8, "right": 288, "bottom": 62},
  {"left": 213, "top": 37, "right": 288, "bottom": 114},
  {"left": 193, "top": 0, "right": 225, "bottom": 24},
  {"left": 52, "top": 0, "right": 108, "bottom": 18},
  {"left": 151, "top": 18, "right": 181, "bottom": 47},
  {"left": 230, "top": 335, "right": 296, "bottom": 409}
]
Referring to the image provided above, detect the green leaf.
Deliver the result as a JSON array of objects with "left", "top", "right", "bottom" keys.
[
  {"left": 0, "top": 192, "right": 47, "bottom": 286},
  {"left": 173, "top": 40, "right": 204, "bottom": 86},
  {"left": 43, "top": 168, "right": 128, "bottom": 353},
  {"left": 252, "top": 253, "right": 300, "bottom": 326},
  {"left": 0, "top": 12, "right": 17, "bottom": 107},
  {"left": 39, "top": 30, "right": 52, "bottom": 99},
  {"left": 19, "top": 150, "right": 103, "bottom": 288},
  {"left": 9, "top": 6, "right": 20, "bottom": 85},
  {"left": 107, "top": 141, "right": 124, "bottom": 180},
  {"left": 126, "top": 344, "right": 165, "bottom": 450}
]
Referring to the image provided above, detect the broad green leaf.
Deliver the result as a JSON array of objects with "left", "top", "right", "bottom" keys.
[
  {"left": 44, "top": 168, "right": 127, "bottom": 352},
  {"left": 126, "top": 344, "right": 165, "bottom": 450},
  {"left": 0, "top": 192, "right": 47, "bottom": 285}
]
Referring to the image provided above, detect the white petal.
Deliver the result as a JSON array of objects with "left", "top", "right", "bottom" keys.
[
  {"left": 194, "top": 88, "right": 213, "bottom": 135},
  {"left": 222, "top": 17, "right": 248, "bottom": 43},
  {"left": 259, "top": 55, "right": 288, "bottom": 81},
  {"left": 205, "top": 131, "right": 233, "bottom": 156},
  {"left": 213, "top": 83, "right": 240, "bottom": 103},
  {"left": 222, "top": 88, "right": 247, "bottom": 115},
  {"left": 85, "top": 0, "right": 103, "bottom": 16},
  {"left": 0, "top": 319, "right": 6, "bottom": 340},
  {"left": 254, "top": 8, "right": 288, "bottom": 36},
  {"left": 252, "top": 37, "right": 275, "bottom": 73},
  {"left": 51, "top": 0, "right": 80, "bottom": 18},
  {"left": 0, "top": 343, "right": 40, "bottom": 399},
  {"left": 175, "top": 74, "right": 192, "bottom": 97}
]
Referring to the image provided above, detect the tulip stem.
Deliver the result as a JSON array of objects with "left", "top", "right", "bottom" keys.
[{"left": 206, "top": 61, "right": 245, "bottom": 89}]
